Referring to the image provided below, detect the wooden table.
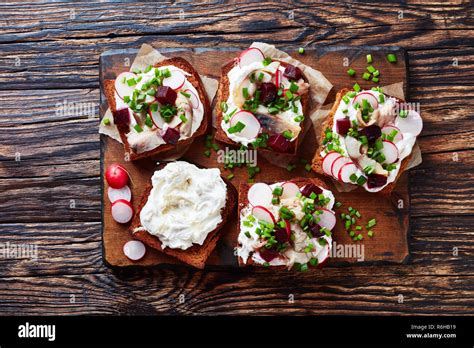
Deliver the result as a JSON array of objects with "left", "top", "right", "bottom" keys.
[{"left": 0, "top": 1, "right": 473, "bottom": 315}]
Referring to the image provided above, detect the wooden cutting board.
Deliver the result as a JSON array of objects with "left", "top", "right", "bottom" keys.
[{"left": 100, "top": 46, "right": 409, "bottom": 269}]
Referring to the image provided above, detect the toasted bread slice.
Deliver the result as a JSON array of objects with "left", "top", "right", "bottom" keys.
[
  {"left": 311, "top": 89, "right": 412, "bottom": 195},
  {"left": 130, "top": 163, "right": 237, "bottom": 269},
  {"left": 214, "top": 59, "right": 310, "bottom": 155},
  {"left": 237, "top": 177, "right": 331, "bottom": 269},
  {"left": 103, "top": 57, "right": 211, "bottom": 161}
]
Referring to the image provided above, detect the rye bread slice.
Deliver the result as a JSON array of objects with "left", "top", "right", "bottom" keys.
[
  {"left": 311, "top": 89, "right": 412, "bottom": 195},
  {"left": 129, "top": 163, "right": 237, "bottom": 269},
  {"left": 237, "top": 177, "right": 331, "bottom": 269},
  {"left": 214, "top": 59, "right": 310, "bottom": 155},
  {"left": 103, "top": 57, "right": 211, "bottom": 161}
]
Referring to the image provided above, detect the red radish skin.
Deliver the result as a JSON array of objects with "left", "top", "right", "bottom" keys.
[
  {"left": 381, "top": 140, "right": 399, "bottom": 164},
  {"left": 106, "top": 164, "right": 129, "bottom": 189},
  {"left": 316, "top": 242, "right": 331, "bottom": 267},
  {"left": 316, "top": 208, "right": 336, "bottom": 230},
  {"left": 280, "top": 182, "right": 300, "bottom": 199},
  {"left": 331, "top": 156, "right": 350, "bottom": 179},
  {"left": 382, "top": 125, "right": 403, "bottom": 142},
  {"left": 284, "top": 219, "right": 291, "bottom": 239},
  {"left": 123, "top": 240, "right": 146, "bottom": 261},
  {"left": 115, "top": 72, "right": 137, "bottom": 99},
  {"left": 353, "top": 91, "right": 378, "bottom": 109},
  {"left": 247, "top": 183, "right": 273, "bottom": 207},
  {"left": 238, "top": 47, "right": 265, "bottom": 68},
  {"left": 338, "top": 162, "right": 358, "bottom": 183},
  {"left": 322, "top": 151, "right": 341, "bottom": 176},
  {"left": 229, "top": 111, "right": 261, "bottom": 139},
  {"left": 251, "top": 206, "right": 276, "bottom": 224},
  {"left": 111, "top": 199, "right": 134, "bottom": 224},
  {"left": 108, "top": 185, "right": 132, "bottom": 203},
  {"left": 275, "top": 69, "right": 282, "bottom": 88},
  {"left": 183, "top": 89, "right": 200, "bottom": 109}
]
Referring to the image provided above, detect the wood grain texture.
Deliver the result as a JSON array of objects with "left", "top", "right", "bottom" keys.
[{"left": 0, "top": 0, "right": 472, "bottom": 315}]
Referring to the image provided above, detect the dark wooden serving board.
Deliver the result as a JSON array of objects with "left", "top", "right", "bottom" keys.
[{"left": 100, "top": 46, "right": 409, "bottom": 269}]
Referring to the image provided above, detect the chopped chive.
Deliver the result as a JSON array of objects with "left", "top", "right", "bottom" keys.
[
  {"left": 399, "top": 110, "right": 408, "bottom": 118},
  {"left": 309, "top": 257, "right": 318, "bottom": 266},
  {"left": 273, "top": 186, "right": 283, "bottom": 196},
  {"left": 294, "top": 115, "right": 304, "bottom": 123},
  {"left": 367, "top": 218, "right": 377, "bottom": 228},
  {"left": 220, "top": 102, "right": 228, "bottom": 113},
  {"left": 244, "top": 231, "right": 251, "bottom": 238},
  {"left": 211, "top": 143, "right": 219, "bottom": 151},
  {"left": 203, "top": 149, "right": 211, "bottom": 157},
  {"left": 349, "top": 173, "right": 358, "bottom": 183},
  {"left": 228, "top": 121, "right": 246, "bottom": 134},
  {"left": 126, "top": 78, "right": 137, "bottom": 86},
  {"left": 227, "top": 173, "right": 234, "bottom": 180},
  {"left": 353, "top": 83, "right": 361, "bottom": 92},
  {"left": 347, "top": 68, "right": 356, "bottom": 77},
  {"left": 356, "top": 176, "right": 367, "bottom": 186},
  {"left": 366, "top": 54, "right": 373, "bottom": 64},
  {"left": 342, "top": 95, "right": 350, "bottom": 104},
  {"left": 262, "top": 57, "right": 272, "bottom": 66},
  {"left": 368, "top": 230, "right": 374, "bottom": 238},
  {"left": 134, "top": 124, "right": 143, "bottom": 133},
  {"left": 242, "top": 87, "right": 249, "bottom": 99},
  {"left": 386, "top": 53, "right": 397, "bottom": 63},
  {"left": 357, "top": 234, "right": 363, "bottom": 240},
  {"left": 180, "top": 91, "right": 191, "bottom": 98},
  {"left": 271, "top": 197, "right": 280, "bottom": 205},
  {"left": 379, "top": 94, "right": 385, "bottom": 103},
  {"left": 298, "top": 47, "right": 305, "bottom": 54},
  {"left": 335, "top": 201, "right": 342, "bottom": 208},
  {"left": 362, "top": 72, "right": 371, "bottom": 80},
  {"left": 283, "top": 130, "right": 293, "bottom": 140},
  {"left": 372, "top": 77, "right": 379, "bottom": 83},
  {"left": 286, "top": 164, "right": 296, "bottom": 172},
  {"left": 367, "top": 65, "right": 376, "bottom": 73},
  {"left": 373, "top": 70, "right": 380, "bottom": 77},
  {"left": 145, "top": 115, "right": 154, "bottom": 128},
  {"left": 305, "top": 163, "right": 312, "bottom": 172},
  {"left": 349, "top": 231, "right": 355, "bottom": 237},
  {"left": 103, "top": 118, "right": 110, "bottom": 125},
  {"left": 355, "top": 225, "right": 362, "bottom": 231}
]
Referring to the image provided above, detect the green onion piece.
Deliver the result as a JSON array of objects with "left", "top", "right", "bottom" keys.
[
  {"left": 203, "top": 149, "right": 211, "bottom": 157},
  {"left": 271, "top": 197, "right": 280, "bottom": 205},
  {"left": 286, "top": 164, "right": 296, "bottom": 172},
  {"left": 126, "top": 78, "right": 137, "bottom": 86},
  {"left": 145, "top": 115, "right": 154, "bottom": 128},
  {"left": 294, "top": 115, "right": 304, "bottom": 123},
  {"left": 220, "top": 102, "right": 228, "bottom": 113},
  {"left": 228, "top": 121, "right": 246, "bottom": 134},
  {"left": 244, "top": 231, "right": 251, "bottom": 238},
  {"left": 273, "top": 186, "right": 283, "bottom": 196},
  {"left": 353, "top": 83, "right": 361, "bottom": 92},
  {"left": 356, "top": 176, "right": 367, "bottom": 186},
  {"left": 372, "top": 77, "right": 379, "bottom": 83},
  {"left": 123, "top": 96, "right": 131, "bottom": 103},
  {"left": 379, "top": 94, "right": 385, "bottom": 103},
  {"left": 289, "top": 82, "right": 299, "bottom": 93},
  {"left": 299, "top": 263, "right": 309, "bottom": 272},
  {"left": 180, "top": 91, "right": 191, "bottom": 98},
  {"left": 283, "top": 130, "right": 293, "bottom": 139},
  {"left": 150, "top": 103, "right": 158, "bottom": 112},
  {"left": 103, "top": 118, "right": 110, "bottom": 125},
  {"left": 298, "top": 47, "right": 305, "bottom": 54},
  {"left": 179, "top": 114, "right": 188, "bottom": 123},
  {"left": 368, "top": 230, "right": 374, "bottom": 238},
  {"left": 335, "top": 201, "right": 342, "bottom": 208},
  {"left": 262, "top": 57, "right": 272, "bottom": 66},
  {"left": 258, "top": 72, "right": 264, "bottom": 81},
  {"left": 342, "top": 95, "right": 350, "bottom": 104},
  {"left": 362, "top": 72, "right": 371, "bottom": 80},
  {"left": 357, "top": 234, "right": 363, "bottom": 240},
  {"left": 134, "top": 124, "right": 143, "bottom": 133},
  {"left": 227, "top": 173, "right": 234, "bottom": 180},
  {"left": 242, "top": 87, "right": 249, "bottom": 99},
  {"left": 355, "top": 225, "right": 362, "bottom": 231},
  {"left": 305, "top": 163, "right": 312, "bottom": 172},
  {"left": 399, "top": 110, "right": 408, "bottom": 118},
  {"left": 366, "top": 54, "right": 373, "bottom": 64},
  {"left": 367, "top": 218, "right": 377, "bottom": 228},
  {"left": 367, "top": 65, "right": 376, "bottom": 73},
  {"left": 309, "top": 257, "right": 318, "bottom": 266},
  {"left": 347, "top": 68, "right": 356, "bottom": 77},
  {"left": 373, "top": 70, "right": 380, "bottom": 77},
  {"left": 349, "top": 231, "right": 355, "bottom": 237},
  {"left": 387, "top": 53, "right": 397, "bottom": 63}
]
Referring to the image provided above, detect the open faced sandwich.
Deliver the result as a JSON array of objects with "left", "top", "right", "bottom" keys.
[
  {"left": 103, "top": 57, "right": 211, "bottom": 160},
  {"left": 312, "top": 87, "right": 423, "bottom": 193},
  {"left": 214, "top": 47, "right": 311, "bottom": 154},
  {"left": 130, "top": 161, "right": 236, "bottom": 268},
  {"left": 236, "top": 178, "right": 336, "bottom": 270}
]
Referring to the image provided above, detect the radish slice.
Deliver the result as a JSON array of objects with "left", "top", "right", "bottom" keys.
[
  {"left": 239, "top": 47, "right": 265, "bottom": 68},
  {"left": 183, "top": 89, "right": 200, "bottom": 109},
  {"left": 280, "top": 182, "right": 300, "bottom": 199},
  {"left": 275, "top": 69, "right": 282, "bottom": 88},
  {"left": 345, "top": 136, "right": 363, "bottom": 159},
  {"left": 331, "top": 156, "right": 349, "bottom": 179},
  {"left": 162, "top": 70, "right": 186, "bottom": 90},
  {"left": 317, "top": 240, "right": 331, "bottom": 265},
  {"left": 284, "top": 219, "right": 291, "bottom": 239},
  {"left": 229, "top": 110, "right": 261, "bottom": 139},
  {"left": 247, "top": 183, "right": 273, "bottom": 207},
  {"left": 251, "top": 206, "right": 276, "bottom": 224},
  {"left": 108, "top": 185, "right": 132, "bottom": 203},
  {"left": 395, "top": 110, "right": 423, "bottom": 136},
  {"left": 338, "top": 162, "right": 358, "bottom": 183},
  {"left": 353, "top": 91, "right": 378, "bottom": 110},
  {"left": 322, "top": 151, "right": 341, "bottom": 176},
  {"left": 382, "top": 125, "right": 403, "bottom": 142},
  {"left": 111, "top": 199, "right": 134, "bottom": 224},
  {"left": 149, "top": 104, "right": 164, "bottom": 128},
  {"left": 123, "top": 240, "right": 146, "bottom": 261},
  {"left": 315, "top": 208, "right": 336, "bottom": 230},
  {"left": 380, "top": 140, "right": 399, "bottom": 164},
  {"left": 115, "top": 72, "right": 137, "bottom": 99}
]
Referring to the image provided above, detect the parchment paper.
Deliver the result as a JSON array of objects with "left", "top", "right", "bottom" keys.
[
  {"left": 311, "top": 82, "right": 423, "bottom": 192},
  {"left": 99, "top": 44, "right": 219, "bottom": 160}
]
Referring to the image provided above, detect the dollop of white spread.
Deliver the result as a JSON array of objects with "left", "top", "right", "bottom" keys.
[
  {"left": 115, "top": 66, "right": 205, "bottom": 154},
  {"left": 139, "top": 161, "right": 227, "bottom": 250},
  {"left": 222, "top": 60, "right": 303, "bottom": 146},
  {"left": 321, "top": 90, "right": 417, "bottom": 192},
  {"left": 237, "top": 182, "right": 334, "bottom": 269}
]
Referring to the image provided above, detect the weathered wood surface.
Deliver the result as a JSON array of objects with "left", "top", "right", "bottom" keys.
[{"left": 0, "top": 0, "right": 473, "bottom": 315}]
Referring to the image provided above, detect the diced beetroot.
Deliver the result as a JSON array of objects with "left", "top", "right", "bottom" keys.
[
  {"left": 283, "top": 64, "right": 303, "bottom": 81},
  {"left": 160, "top": 127, "right": 180, "bottom": 145},
  {"left": 113, "top": 108, "right": 130, "bottom": 126},
  {"left": 156, "top": 86, "right": 177, "bottom": 105},
  {"left": 259, "top": 83, "right": 277, "bottom": 104},
  {"left": 359, "top": 125, "right": 382, "bottom": 144},
  {"left": 310, "top": 223, "right": 325, "bottom": 238},
  {"left": 336, "top": 117, "right": 351, "bottom": 136},
  {"left": 274, "top": 228, "right": 289, "bottom": 243},
  {"left": 258, "top": 247, "right": 280, "bottom": 262},
  {"left": 367, "top": 174, "right": 388, "bottom": 188},
  {"left": 268, "top": 134, "right": 291, "bottom": 152},
  {"left": 300, "top": 183, "right": 323, "bottom": 198}
]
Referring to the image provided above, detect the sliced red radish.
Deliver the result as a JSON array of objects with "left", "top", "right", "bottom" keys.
[
  {"left": 162, "top": 70, "right": 186, "bottom": 90},
  {"left": 111, "top": 199, "right": 133, "bottom": 224},
  {"left": 395, "top": 110, "right": 423, "bottom": 136},
  {"left": 105, "top": 164, "right": 129, "bottom": 189},
  {"left": 353, "top": 91, "right": 378, "bottom": 110},
  {"left": 345, "top": 136, "right": 363, "bottom": 159},
  {"left": 315, "top": 208, "right": 336, "bottom": 230},
  {"left": 123, "top": 240, "right": 146, "bottom": 261},
  {"left": 331, "top": 156, "right": 349, "bottom": 179},
  {"left": 317, "top": 240, "right": 331, "bottom": 266},
  {"left": 338, "top": 162, "right": 358, "bottom": 183},
  {"left": 108, "top": 185, "right": 131, "bottom": 203},
  {"left": 238, "top": 47, "right": 265, "bottom": 68},
  {"left": 251, "top": 206, "right": 276, "bottom": 224},
  {"left": 284, "top": 219, "right": 291, "bottom": 239},
  {"left": 275, "top": 69, "right": 282, "bottom": 87},
  {"left": 149, "top": 105, "right": 164, "bottom": 128},
  {"left": 247, "top": 183, "right": 273, "bottom": 207},
  {"left": 229, "top": 110, "right": 261, "bottom": 139},
  {"left": 280, "top": 182, "right": 300, "bottom": 199},
  {"left": 382, "top": 125, "right": 403, "bottom": 142},
  {"left": 322, "top": 151, "right": 341, "bottom": 176},
  {"left": 115, "top": 72, "right": 137, "bottom": 99},
  {"left": 183, "top": 89, "right": 200, "bottom": 109},
  {"left": 380, "top": 140, "right": 399, "bottom": 164}
]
